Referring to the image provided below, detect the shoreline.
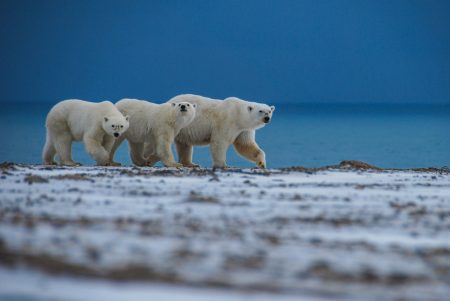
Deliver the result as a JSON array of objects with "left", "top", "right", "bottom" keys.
[{"left": 2, "top": 159, "right": 450, "bottom": 174}]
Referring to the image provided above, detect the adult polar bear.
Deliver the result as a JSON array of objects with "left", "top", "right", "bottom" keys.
[
  {"left": 42, "top": 99, "right": 129, "bottom": 166},
  {"left": 110, "top": 99, "right": 196, "bottom": 167},
  {"left": 168, "top": 94, "right": 275, "bottom": 168}
]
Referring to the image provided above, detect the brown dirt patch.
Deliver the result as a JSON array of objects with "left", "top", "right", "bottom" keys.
[{"left": 24, "top": 175, "right": 49, "bottom": 184}]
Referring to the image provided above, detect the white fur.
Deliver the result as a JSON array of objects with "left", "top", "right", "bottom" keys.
[
  {"left": 111, "top": 98, "right": 196, "bottom": 167},
  {"left": 168, "top": 94, "right": 275, "bottom": 168},
  {"left": 42, "top": 99, "right": 129, "bottom": 166}
]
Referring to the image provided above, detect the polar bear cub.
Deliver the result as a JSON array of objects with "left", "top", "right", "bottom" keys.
[
  {"left": 168, "top": 94, "right": 275, "bottom": 169},
  {"left": 42, "top": 99, "right": 129, "bottom": 166},
  {"left": 110, "top": 99, "right": 196, "bottom": 167}
]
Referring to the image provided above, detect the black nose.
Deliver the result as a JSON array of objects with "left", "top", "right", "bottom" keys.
[
  {"left": 114, "top": 133, "right": 119, "bottom": 137},
  {"left": 264, "top": 116, "right": 270, "bottom": 123},
  {"left": 180, "top": 105, "right": 186, "bottom": 111}
]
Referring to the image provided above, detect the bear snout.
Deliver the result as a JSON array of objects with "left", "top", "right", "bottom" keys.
[
  {"left": 180, "top": 104, "right": 187, "bottom": 112},
  {"left": 114, "top": 133, "right": 119, "bottom": 138},
  {"left": 263, "top": 116, "right": 270, "bottom": 123}
]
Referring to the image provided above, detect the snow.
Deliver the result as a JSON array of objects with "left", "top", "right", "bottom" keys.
[{"left": 0, "top": 165, "right": 449, "bottom": 301}]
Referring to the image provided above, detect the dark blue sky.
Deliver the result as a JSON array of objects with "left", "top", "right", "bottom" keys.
[{"left": 1, "top": 0, "right": 449, "bottom": 104}]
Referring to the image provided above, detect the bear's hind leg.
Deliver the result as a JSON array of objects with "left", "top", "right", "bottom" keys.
[
  {"left": 143, "top": 143, "right": 159, "bottom": 166},
  {"left": 54, "top": 133, "right": 79, "bottom": 166},
  {"left": 176, "top": 142, "right": 199, "bottom": 167},
  {"left": 129, "top": 142, "right": 147, "bottom": 166},
  {"left": 42, "top": 132, "right": 57, "bottom": 165}
]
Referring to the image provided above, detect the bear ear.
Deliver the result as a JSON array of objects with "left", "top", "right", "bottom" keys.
[
  {"left": 171, "top": 103, "right": 176, "bottom": 107},
  {"left": 248, "top": 106, "right": 253, "bottom": 112},
  {"left": 125, "top": 115, "right": 129, "bottom": 122},
  {"left": 104, "top": 117, "right": 109, "bottom": 122},
  {"left": 270, "top": 105, "right": 275, "bottom": 112},
  {"left": 192, "top": 103, "right": 196, "bottom": 108}
]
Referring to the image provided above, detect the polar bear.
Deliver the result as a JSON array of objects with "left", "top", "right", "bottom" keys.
[
  {"left": 168, "top": 94, "right": 275, "bottom": 168},
  {"left": 110, "top": 99, "right": 196, "bottom": 167},
  {"left": 42, "top": 99, "right": 129, "bottom": 166}
]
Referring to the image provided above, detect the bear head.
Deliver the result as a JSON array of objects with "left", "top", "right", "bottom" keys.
[
  {"left": 102, "top": 115, "right": 129, "bottom": 138},
  {"left": 245, "top": 102, "right": 275, "bottom": 129},
  {"left": 171, "top": 101, "right": 196, "bottom": 126}
]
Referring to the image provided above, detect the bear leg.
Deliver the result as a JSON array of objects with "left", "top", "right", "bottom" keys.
[
  {"left": 233, "top": 131, "right": 267, "bottom": 168},
  {"left": 210, "top": 139, "right": 230, "bottom": 168},
  {"left": 143, "top": 143, "right": 159, "bottom": 166},
  {"left": 156, "top": 135, "right": 183, "bottom": 168},
  {"left": 176, "top": 142, "right": 199, "bottom": 167},
  {"left": 54, "top": 133, "right": 79, "bottom": 166},
  {"left": 42, "top": 132, "right": 57, "bottom": 165},
  {"left": 146, "top": 154, "right": 160, "bottom": 166},
  {"left": 108, "top": 135, "right": 126, "bottom": 166},
  {"left": 128, "top": 142, "right": 147, "bottom": 166},
  {"left": 84, "top": 136, "right": 110, "bottom": 166}
]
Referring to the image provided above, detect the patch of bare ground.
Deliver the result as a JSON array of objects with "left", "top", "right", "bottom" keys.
[
  {"left": 223, "top": 253, "right": 266, "bottom": 270},
  {"left": 0, "top": 209, "right": 166, "bottom": 232},
  {"left": 0, "top": 162, "right": 16, "bottom": 171},
  {"left": 0, "top": 210, "right": 95, "bottom": 229},
  {"left": 411, "top": 167, "right": 450, "bottom": 174},
  {"left": 281, "top": 160, "right": 381, "bottom": 172},
  {"left": 0, "top": 241, "right": 276, "bottom": 292},
  {"left": 23, "top": 175, "right": 49, "bottom": 184},
  {"left": 0, "top": 238, "right": 437, "bottom": 289},
  {"left": 171, "top": 248, "right": 207, "bottom": 262},
  {"left": 270, "top": 215, "right": 365, "bottom": 227},
  {"left": 281, "top": 160, "right": 450, "bottom": 174},
  {"left": 0, "top": 242, "right": 180, "bottom": 283},
  {"left": 51, "top": 174, "right": 94, "bottom": 182},
  {"left": 185, "top": 191, "right": 220, "bottom": 204},
  {"left": 301, "top": 260, "right": 429, "bottom": 285},
  {"left": 338, "top": 160, "right": 382, "bottom": 170}
]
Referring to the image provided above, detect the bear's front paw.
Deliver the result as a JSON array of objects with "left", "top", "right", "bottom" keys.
[
  {"left": 213, "top": 164, "right": 227, "bottom": 169},
  {"left": 257, "top": 161, "right": 266, "bottom": 169},
  {"left": 164, "top": 162, "right": 184, "bottom": 168}
]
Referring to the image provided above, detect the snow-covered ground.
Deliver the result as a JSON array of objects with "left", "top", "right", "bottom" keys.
[{"left": 1, "top": 164, "right": 449, "bottom": 301}]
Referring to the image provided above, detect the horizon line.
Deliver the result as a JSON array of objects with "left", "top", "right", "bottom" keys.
[{"left": 0, "top": 99, "right": 449, "bottom": 106}]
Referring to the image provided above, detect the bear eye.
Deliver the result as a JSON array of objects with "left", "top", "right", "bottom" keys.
[
  {"left": 111, "top": 125, "right": 115, "bottom": 128},
  {"left": 120, "top": 125, "right": 123, "bottom": 128},
  {"left": 259, "top": 110, "right": 263, "bottom": 113},
  {"left": 187, "top": 104, "right": 190, "bottom": 106}
]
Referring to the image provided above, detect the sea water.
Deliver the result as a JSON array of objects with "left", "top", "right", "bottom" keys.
[{"left": 2, "top": 102, "right": 449, "bottom": 169}]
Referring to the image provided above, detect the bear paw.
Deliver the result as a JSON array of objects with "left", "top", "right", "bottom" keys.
[
  {"left": 257, "top": 161, "right": 266, "bottom": 169},
  {"left": 164, "top": 162, "right": 184, "bottom": 168},
  {"left": 62, "top": 161, "right": 82, "bottom": 167}
]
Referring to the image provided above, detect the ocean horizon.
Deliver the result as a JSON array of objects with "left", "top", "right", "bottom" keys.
[{"left": 2, "top": 101, "right": 450, "bottom": 169}]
